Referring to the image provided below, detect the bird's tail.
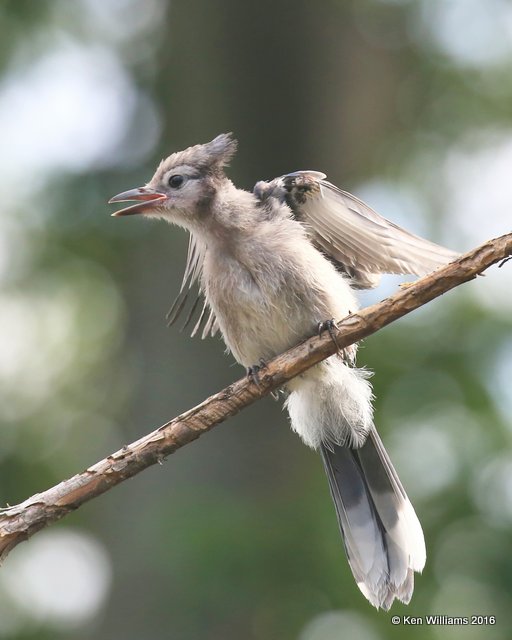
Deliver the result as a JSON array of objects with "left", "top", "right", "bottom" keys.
[
  {"left": 320, "top": 431, "right": 426, "bottom": 609},
  {"left": 286, "top": 358, "right": 425, "bottom": 609}
]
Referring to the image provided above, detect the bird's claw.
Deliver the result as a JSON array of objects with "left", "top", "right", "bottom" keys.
[
  {"left": 318, "top": 319, "right": 339, "bottom": 349},
  {"left": 318, "top": 318, "right": 355, "bottom": 365},
  {"left": 246, "top": 359, "right": 267, "bottom": 386}
]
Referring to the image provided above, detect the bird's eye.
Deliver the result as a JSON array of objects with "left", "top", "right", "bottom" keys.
[{"left": 168, "top": 174, "right": 185, "bottom": 189}]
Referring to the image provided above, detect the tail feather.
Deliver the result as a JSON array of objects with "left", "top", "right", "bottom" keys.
[{"left": 320, "top": 429, "right": 425, "bottom": 610}]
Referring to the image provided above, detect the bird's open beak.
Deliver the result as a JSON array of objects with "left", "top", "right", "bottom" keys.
[{"left": 109, "top": 187, "right": 167, "bottom": 216}]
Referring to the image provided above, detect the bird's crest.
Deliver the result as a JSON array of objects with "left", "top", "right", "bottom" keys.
[{"left": 156, "top": 133, "right": 238, "bottom": 177}]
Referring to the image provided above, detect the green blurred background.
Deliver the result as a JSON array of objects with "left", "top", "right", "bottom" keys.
[{"left": 0, "top": 1, "right": 511, "bottom": 639}]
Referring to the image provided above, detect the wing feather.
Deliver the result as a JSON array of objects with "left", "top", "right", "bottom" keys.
[
  {"left": 166, "top": 234, "right": 218, "bottom": 338},
  {"left": 171, "top": 170, "right": 457, "bottom": 336},
  {"left": 264, "top": 172, "right": 459, "bottom": 289}
]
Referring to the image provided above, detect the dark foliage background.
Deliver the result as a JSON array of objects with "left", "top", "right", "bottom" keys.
[{"left": 0, "top": 1, "right": 511, "bottom": 639}]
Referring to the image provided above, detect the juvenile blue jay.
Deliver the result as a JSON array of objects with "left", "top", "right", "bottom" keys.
[{"left": 110, "top": 134, "right": 457, "bottom": 609}]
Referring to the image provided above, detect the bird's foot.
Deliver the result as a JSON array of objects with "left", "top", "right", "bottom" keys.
[
  {"left": 318, "top": 318, "right": 356, "bottom": 365},
  {"left": 246, "top": 359, "right": 268, "bottom": 386},
  {"left": 318, "top": 319, "right": 340, "bottom": 349}
]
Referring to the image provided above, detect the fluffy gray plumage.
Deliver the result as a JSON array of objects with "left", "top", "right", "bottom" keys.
[{"left": 110, "top": 133, "right": 456, "bottom": 609}]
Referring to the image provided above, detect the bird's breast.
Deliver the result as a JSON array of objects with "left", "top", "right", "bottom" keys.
[
  {"left": 203, "top": 251, "right": 316, "bottom": 366},
  {"left": 201, "top": 225, "right": 357, "bottom": 367}
]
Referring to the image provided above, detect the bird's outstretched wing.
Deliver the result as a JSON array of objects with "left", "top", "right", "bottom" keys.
[
  {"left": 169, "top": 169, "right": 458, "bottom": 334},
  {"left": 166, "top": 235, "right": 219, "bottom": 339},
  {"left": 254, "top": 171, "right": 459, "bottom": 289}
]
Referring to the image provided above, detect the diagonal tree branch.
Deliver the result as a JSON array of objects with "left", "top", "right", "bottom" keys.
[{"left": 0, "top": 232, "right": 511, "bottom": 562}]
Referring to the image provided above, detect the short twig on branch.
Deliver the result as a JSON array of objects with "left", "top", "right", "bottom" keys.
[{"left": 0, "top": 233, "right": 511, "bottom": 562}]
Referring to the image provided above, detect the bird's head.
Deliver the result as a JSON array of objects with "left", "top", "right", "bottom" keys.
[{"left": 109, "top": 133, "right": 237, "bottom": 227}]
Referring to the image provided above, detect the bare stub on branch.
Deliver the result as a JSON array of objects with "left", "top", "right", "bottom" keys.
[{"left": 0, "top": 232, "right": 511, "bottom": 563}]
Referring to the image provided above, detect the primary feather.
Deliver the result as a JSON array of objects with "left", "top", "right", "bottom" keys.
[{"left": 255, "top": 171, "right": 458, "bottom": 289}]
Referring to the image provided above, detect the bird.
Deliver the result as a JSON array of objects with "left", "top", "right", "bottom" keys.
[{"left": 109, "top": 133, "right": 458, "bottom": 610}]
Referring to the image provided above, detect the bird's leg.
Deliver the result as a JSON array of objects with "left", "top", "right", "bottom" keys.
[{"left": 246, "top": 358, "right": 268, "bottom": 386}]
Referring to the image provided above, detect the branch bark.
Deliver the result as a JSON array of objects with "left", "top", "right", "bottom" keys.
[{"left": 1, "top": 233, "right": 511, "bottom": 562}]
